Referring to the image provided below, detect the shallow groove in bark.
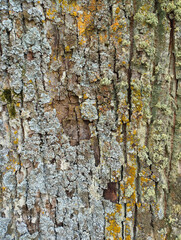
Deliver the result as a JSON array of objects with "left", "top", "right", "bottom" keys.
[
  {"left": 95, "top": 91, "right": 101, "bottom": 166},
  {"left": 135, "top": 155, "right": 141, "bottom": 203},
  {"left": 122, "top": 123, "right": 127, "bottom": 164},
  {"left": 113, "top": 47, "right": 119, "bottom": 123},
  {"left": 150, "top": 204, "right": 156, "bottom": 240},
  {"left": 133, "top": 203, "right": 137, "bottom": 240},
  {"left": 122, "top": 220, "right": 125, "bottom": 240},
  {"left": 168, "top": 17, "right": 178, "bottom": 181},
  {"left": 127, "top": 15, "right": 135, "bottom": 122}
]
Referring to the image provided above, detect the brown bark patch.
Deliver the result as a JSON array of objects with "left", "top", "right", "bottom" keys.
[
  {"left": 54, "top": 95, "right": 90, "bottom": 146},
  {"left": 26, "top": 51, "right": 34, "bottom": 61},
  {"left": 103, "top": 182, "right": 118, "bottom": 203},
  {"left": 91, "top": 136, "right": 100, "bottom": 166}
]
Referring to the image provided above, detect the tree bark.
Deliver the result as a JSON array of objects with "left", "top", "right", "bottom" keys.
[{"left": 0, "top": 0, "right": 181, "bottom": 239}]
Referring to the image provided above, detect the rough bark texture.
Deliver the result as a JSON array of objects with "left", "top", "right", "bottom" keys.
[{"left": 0, "top": 0, "right": 181, "bottom": 239}]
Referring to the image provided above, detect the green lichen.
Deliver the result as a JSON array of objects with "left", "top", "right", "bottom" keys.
[
  {"left": 135, "top": 11, "right": 158, "bottom": 27},
  {"left": 166, "top": 2, "right": 176, "bottom": 13},
  {"left": 1, "top": 89, "right": 12, "bottom": 103},
  {"left": 7, "top": 104, "right": 16, "bottom": 118},
  {"left": 161, "top": 0, "right": 181, "bottom": 21},
  {"left": 176, "top": 234, "right": 181, "bottom": 240},
  {"left": 100, "top": 78, "right": 112, "bottom": 86},
  {"left": 1, "top": 89, "right": 16, "bottom": 118}
]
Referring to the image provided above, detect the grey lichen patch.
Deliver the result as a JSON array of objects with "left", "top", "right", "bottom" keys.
[
  {"left": 23, "top": 27, "right": 41, "bottom": 51},
  {"left": 80, "top": 99, "right": 98, "bottom": 122},
  {"left": 2, "top": 19, "right": 13, "bottom": 32},
  {"left": 27, "top": 7, "right": 45, "bottom": 22},
  {"left": 0, "top": 217, "right": 10, "bottom": 239},
  {"left": 3, "top": 171, "right": 16, "bottom": 191}
]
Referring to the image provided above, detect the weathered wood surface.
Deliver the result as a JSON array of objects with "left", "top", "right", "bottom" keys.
[{"left": 0, "top": 0, "right": 181, "bottom": 239}]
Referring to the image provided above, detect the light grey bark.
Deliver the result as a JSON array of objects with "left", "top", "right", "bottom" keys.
[{"left": 0, "top": 0, "right": 181, "bottom": 239}]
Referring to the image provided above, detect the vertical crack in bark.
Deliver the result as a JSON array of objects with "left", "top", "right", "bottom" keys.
[
  {"left": 163, "top": 188, "right": 167, "bottom": 218},
  {"left": 25, "top": 168, "right": 29, "bottom": 206},
  {"left": 54, "top": 192, "right": 59, "bottom": 240},
  {"left": 103, "top": 202, "right": 106, "bottom": 240},
  {"left": 166, "top": 17, "right": 177, "bottom": 238},
  {"left": 168, "top": 17, "right": 177, "bottom": 181},
  {"left": 121, "top": 220, "right": 125, "bottom": 240},
  {"left": 0, "top": 172, "right": 3, "bottom": 211},
  {"left": 97, "top": 30, "right": 101, "bottom": 76},
  {"left": 117, "top": 180, "right": 121, "bottom": 204},
  {"left": 127, "top": 15, "right": 134, "bottom": 122},
  {"left": 122, "top": 203, "right": 127, "bottom": 240},
  {"left": 122, "top": 123, "right": 127, "bottom": 164},
  {"left": 74, "top": 107, "right": 80, "bottom": 146},
  {"left": 94, "top": 91, "right": 101, "bottom": 166},
  {"left": 56, "top": 26, "right": 61, "bottom": 100},
  {"left": 135, "top": 155, "right": 141, "bottom": 203},
  {"left": 133, "top": 203, "right": 137, "bottom": 240},
  {"left": 150, "top": 204, "right": 156, "bottom": 240},
  {"left": 113, "top": 47, "right": 119, "bottom": 123},
  {"left": 121, "top": 165, "right": 124, "bottom": 181},
  {"left": 92, "top": 135, "right": 100, "bottom": 166},
  {"left": 20, "top": 3, "right": 27, "bottom": 33},
  {"left": 109, "top": 3, "right": 113, "bottom": 25},
  {"left": 154, "top": 180, "right": 158, "bottom": 202},
  {"left": 145, "top": 122, "right": 150, "bottom": 148}
]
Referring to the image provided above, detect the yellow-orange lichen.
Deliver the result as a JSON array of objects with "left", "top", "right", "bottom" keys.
[{"left": 106, "top": 204, "right": 122, "bottom": 239}]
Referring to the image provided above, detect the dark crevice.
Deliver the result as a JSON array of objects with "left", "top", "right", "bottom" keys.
[
  {"left": 150, "top": 205, "right": 156, "bottom": 240},
  {"left": 136, "top": 155, "right": 141, "bottom": 203},
  {"left": 124, "top": 202, "right": 127, "bottom": 218},
  {"left": 133, "top": 204, "right": 137, "bottom": 240},
  {"left": 121, "top": 165, "right": 124, "bottom": 181},
  {"left": 54, "top": 192, "right": 59, "bottom": 240},
  {"left": 97, "top": 30, "right": 101, "bottom": 76},
  {"left": 102, "top": 202, "right": 106, "bottom": 240},
  {"left": 121, "top": 221, "right": 124, "bottom": 240},
  {"left": 127, "top": 15, "right": 135, "bottom": 122},
  {"left": 122, "top": 220, "right": 125, "bottom": 240},
  {"left": 145, "top": 122, "right": 150, "bottom": 147},
  {"left": 168, "top": 17, "right": 177, "bottom": 182},
  {"left": 163, "top": 188, "right": 167, "bottom": 218},
  {"left": 0, "top": 42, "right": 2, "bottom": 56},
  {"left": 25, "top": 168, "right": 29, "bottom": 207},
  {"left": 122, "top": 203, "right": 127, "bottom": 240},
  {"left": 41, "top": 1, "right": 47, "bottom": 20},
  {"left": 109, "top": 4, "right": 113, "bottom": 25},
  {"left": 166, "top": 17, "right": 177, "bottom": 240},
  {"left": 117, "top": 181, "right": 120, "bottom": 204},
  {"left": 94, "top": 92, "right": 101, "bottom": 166},
  {"left": 155, "top": 180, "right": 158, "bottom": 202},
  {"left": 74, "top": 107, "right": 80, "bottom": 145},
  {"left": 56, "top": 26, "right": 61, "bottom": 99},
  {"left": 20, "top": 3, "right": 27, "bottom": 33},
  {"left": 122, "top": 123, "right": 127, "bottom": 164},
  {"left": 113, "top": 47, "right": 119, "bottom": 123}
]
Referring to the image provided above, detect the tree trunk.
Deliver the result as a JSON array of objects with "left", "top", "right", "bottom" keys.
[{"left": 0, "top": 0, "right": 181, "bottom": 239}]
